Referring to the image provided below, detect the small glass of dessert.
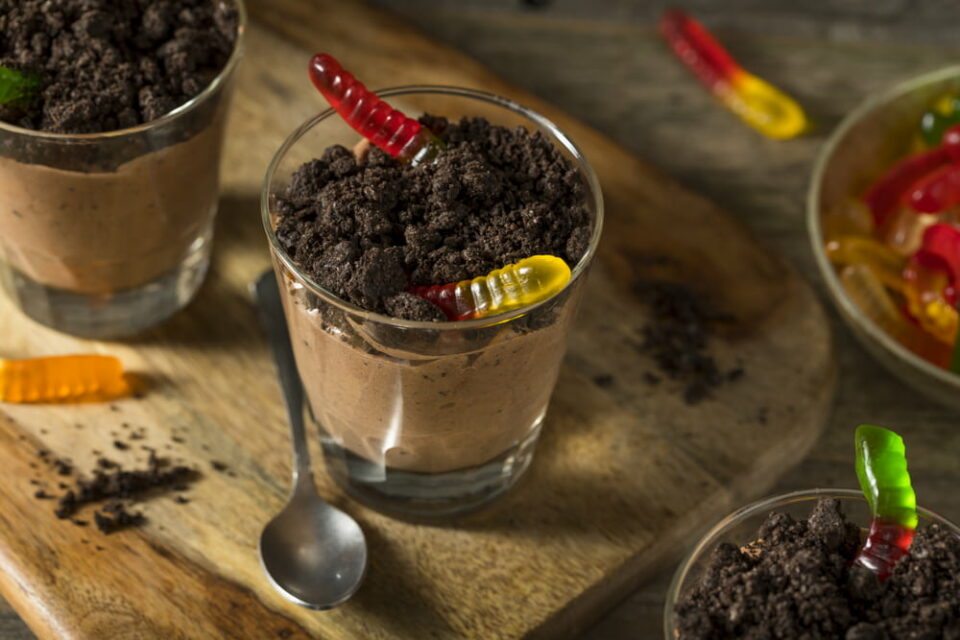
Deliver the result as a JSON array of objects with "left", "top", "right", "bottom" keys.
[
  {"left": 664, "top": 490, "right": 960, "bottom": 639},
  {"left": 0, "top": 0, "right": 246, "bottom": 338},
  {"left": 665, "top": 425, "right": 960, "bottom": 639},
  {"left": 263, "top": 85, "right": 603, "bottom": 518}
]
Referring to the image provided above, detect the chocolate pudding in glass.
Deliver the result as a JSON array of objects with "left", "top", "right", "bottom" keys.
[
  {"left": 0, "top": 0, "right": 245, "bottom": 337},
  {"left": 263, "top": 87, "right": 603, "bottom": 517}
]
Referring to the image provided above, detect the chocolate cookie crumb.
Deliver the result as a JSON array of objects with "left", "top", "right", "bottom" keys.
[
  {"left": 634, "top": 280, "right": 740, "bottom": 405},
  {"left": 384, "top": 292, "right": 445, "bottom": 322},
  {"left": 592, "top": 374, "right": 615, "bottom": 389},
  {"left": 0, "top": 0, "right": 239, "bottom": 134},
  {"left": 113, "top": 440, "right": 129, "bottom": 451},
  {"left": 275, "top": 116, "right": 591, "bottom": 317},
  {"left": 94, "top": 505, "right": 144, "bottom": 534},
  {"left": 211, "top": 461, "right": 229, "bottom": 473},
  {"left": 50, "top": 452, "right": 198, "bottom": 535}
]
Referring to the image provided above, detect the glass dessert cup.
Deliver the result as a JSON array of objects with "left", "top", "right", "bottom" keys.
[
  {"left": 808, "top": 66, "right": 960, "bottom": 409},
  {"left": 263, "top": 87, "right": 604, "bottom": 518},
  {"left": 662, "top": 488, "right": 960, "bottom": 639},
  {"left": 0, "top": 1, "right": 247, "bottom": 339}
]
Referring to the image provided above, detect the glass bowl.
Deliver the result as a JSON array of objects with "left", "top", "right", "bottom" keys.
[
  {"left": 808, "top": 66, "right": 960, "bottom": 409},
  {"left": 663, "top": 488, "right": 960, "bottom": 639}
]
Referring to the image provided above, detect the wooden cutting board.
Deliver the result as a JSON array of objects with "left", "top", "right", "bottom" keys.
[{"left": 0, "top": 1, "right": 836, "bottom": 638}]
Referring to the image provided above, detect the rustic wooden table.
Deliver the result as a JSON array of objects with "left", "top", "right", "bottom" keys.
[{"left": 3, "top": 1, "right": 959, "bottom": 638}]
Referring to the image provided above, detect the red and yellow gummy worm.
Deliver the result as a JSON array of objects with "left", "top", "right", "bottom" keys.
[{"left": 659, "top": 9, "right": 808, "bottom": 140}]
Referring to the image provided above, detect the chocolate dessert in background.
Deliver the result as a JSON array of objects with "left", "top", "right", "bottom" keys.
[
  {"left": 674, "top": 498, "right": 960, "bottom": 639},
  {"left": 0, "top": 0, "right": 238, "bottom": 134},
  {"left": 0, "top": 0, "right": 243, "bottom": 337}
]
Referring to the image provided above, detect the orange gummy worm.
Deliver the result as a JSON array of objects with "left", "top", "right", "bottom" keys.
[{"left": 0, "top": 355, "right": 131, "bottom": 403}]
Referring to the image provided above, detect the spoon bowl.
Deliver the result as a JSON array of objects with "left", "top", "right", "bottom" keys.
[{"left": 259, "top": 484, "right": 367, "bottom": 609}]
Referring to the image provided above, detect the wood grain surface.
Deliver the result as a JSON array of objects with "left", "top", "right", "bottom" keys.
[{"left": 0, "top": 1, "right": 837, "bottom": 638}]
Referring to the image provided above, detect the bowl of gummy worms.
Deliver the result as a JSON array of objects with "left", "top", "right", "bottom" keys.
[{"left": 809, "top": 65, "right": 960, "bottom": 409}]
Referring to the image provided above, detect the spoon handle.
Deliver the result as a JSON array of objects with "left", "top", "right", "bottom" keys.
[{"left": 253, "top": 271, "right": 312, "bottom": 485}]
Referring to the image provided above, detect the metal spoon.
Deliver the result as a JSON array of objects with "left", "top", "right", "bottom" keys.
[{"left": 252, "top": 271, "right": 367, "bottom": 609}]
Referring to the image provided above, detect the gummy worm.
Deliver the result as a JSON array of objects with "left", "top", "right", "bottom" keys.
[
  {"left": 308, "top": 53, "right": 444, "bottom": 164},
  {"left": 852, "top": 424, "right": 917, "bottom": 581},
  {"left": 906, "top": 165, "right": 960, "bottom": 215},
  {"left": 658, "top": 9, "right": 808, "bottom": 140},
  {"left": 905, "top": 125, "right": 960, "bottom": 214},
  {"left": 409, "top": 255, "right": 572, "bottom": 321},
  {"left": 0, "top": 355, "right": 131, "bottom": 403},
  {"left": 920, "top": 94, "right": 960, "bottom": 148},
  {"left": 863, "top": 146, "right": 950, "bottom": 227},
  {"left": 911, "top": 223, "right": 960, "bottom": 297}
]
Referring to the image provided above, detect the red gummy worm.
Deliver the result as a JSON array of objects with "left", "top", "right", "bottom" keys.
[
  {"left": 659, "top": 9, "right": 740, "bottom": 92},
  {"left": 911, "top": 223, "right": 960, "bottom": 304},
  {"left": 854, "top": 518, "right": 915, "bottom": 581},
  {"left": 309, "top": 53, "right": 423, "bottom": 159},
  {"left": 944, "top": 123, "right": 960, "bottom": 163},
  {"left": 863, "top": 146, "right": 950, "bottom": 226},
  {"left": 906, "top": 163, "right": 960, "bottom": 213},
  {"left": 408, "top": 283, "right": 473, "bottom": 321}
]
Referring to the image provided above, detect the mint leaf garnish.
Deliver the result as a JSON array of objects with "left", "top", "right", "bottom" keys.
[{"left": 0, "top": 66, "right": 41, "bottom": 106}]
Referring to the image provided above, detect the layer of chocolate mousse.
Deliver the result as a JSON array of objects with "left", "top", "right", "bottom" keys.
[
  {"left": 274, "top": 116, "right": 593, "bottom": 474},
  {"left": 0, "top": 124, "right": 224, "bottom": 293},
  {"left": 281, "top": 278, "right": 582, "bottom": 473},
  {"left": 675, "top": 498, "right": 960, "bottom": 639},
  {"left": 0, "top": 0, "right": 239, "bottom": 295}
]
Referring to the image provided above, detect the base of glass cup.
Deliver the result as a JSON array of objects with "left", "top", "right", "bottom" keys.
[
  {"left": 319, "top": 420, "right": 543, "bottom": 519},
  {"left": 1, "top": 233, "right": 212, "bottom": 339}
]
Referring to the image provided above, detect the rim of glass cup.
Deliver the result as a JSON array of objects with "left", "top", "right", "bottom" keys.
[
  {"left": 807, "top": 65, "right": 960, "bottom": 389},
  {"left": 0, "top": 0, "right": 247, "bottom": 141},
  {"left": 261, "top": 85, "right": 605, "bottom": 330},
  {"left": 662, "top": 488, "right": 960, "bottom": 639}
]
